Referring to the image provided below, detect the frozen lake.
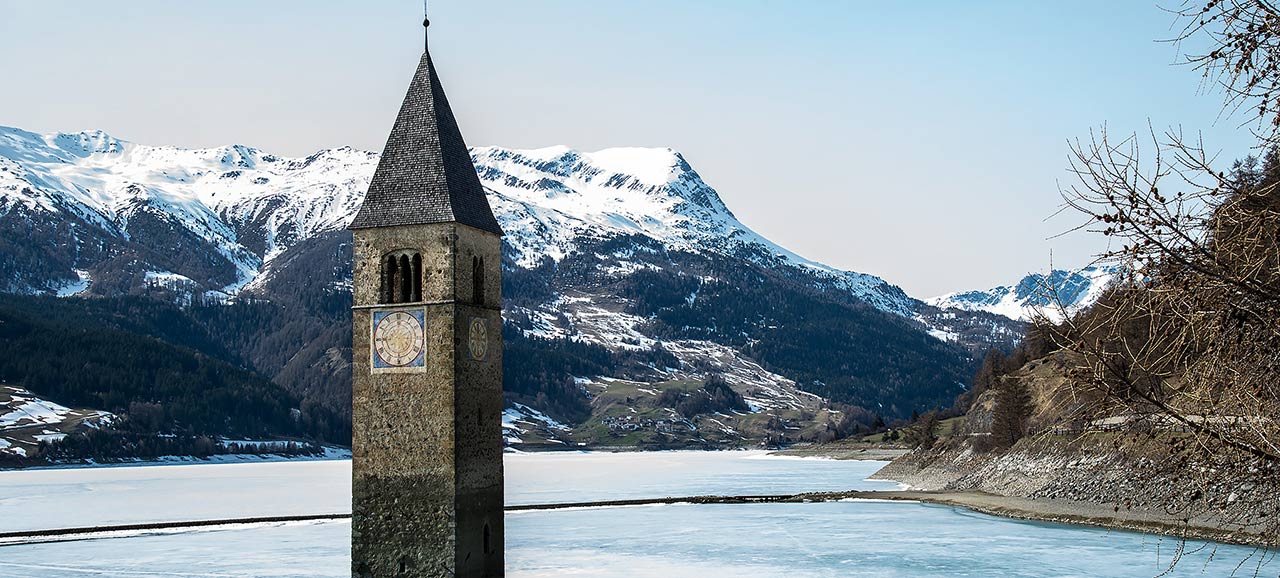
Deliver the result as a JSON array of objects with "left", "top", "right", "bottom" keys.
[{"left": 0, "top": 451, "right": 1270, "bottom": 577}]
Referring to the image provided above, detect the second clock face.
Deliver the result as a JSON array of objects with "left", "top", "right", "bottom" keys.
[
  {"left": 373, "top": 310, "right": 425, "bottom": 369},
  {"left": 468, "top": 317, "right": 488, "bottom": 361}
]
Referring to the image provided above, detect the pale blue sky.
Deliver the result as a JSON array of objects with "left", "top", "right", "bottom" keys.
[{"left": 0, "top": 1, "right": 1257, "bottom": 297}]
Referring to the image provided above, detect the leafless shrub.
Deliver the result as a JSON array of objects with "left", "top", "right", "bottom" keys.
[
  {"left": 1173, "top": 0, "right": 1280, "bottom": 143},
  {"left": 1048, "top": 0, "right": 1280, "bottom": 554}
]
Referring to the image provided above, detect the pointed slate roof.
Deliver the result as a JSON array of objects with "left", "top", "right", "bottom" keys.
[{"left": 349, "top": 46, "right": 503, "bottom": 235}]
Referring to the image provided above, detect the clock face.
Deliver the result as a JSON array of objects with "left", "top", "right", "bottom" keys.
[
  {"left": 372, "top": 310, "right": 425, "bottom": 369},
  {"left": 468, "top": 317, "right": 489, "bottom": 361}
]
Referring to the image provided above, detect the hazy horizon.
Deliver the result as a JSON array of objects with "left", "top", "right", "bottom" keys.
[{"left": 0, "top": 0, "right": 1259, "bottom": 297}]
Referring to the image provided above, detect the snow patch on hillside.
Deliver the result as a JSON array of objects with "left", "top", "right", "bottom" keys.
[
  {"left": 0, "top": 394, "right": 77, "bottom": 429},
  {"left": 54, "top": 269, "right": 91, "bottom": 297},
  {"left": 503, "top": 404, "right": 574, "bottom": 445},
  {"left": 0, "top": 385, "right": 116, "bottom": 459}
]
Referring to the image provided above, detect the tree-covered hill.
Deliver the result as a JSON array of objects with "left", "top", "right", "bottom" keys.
[{"left": 0, "top": 294, "right": 347, "bottom": 445}]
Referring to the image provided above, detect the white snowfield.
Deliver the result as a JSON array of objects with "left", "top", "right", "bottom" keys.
[
  {"left": 502, "top": 404, "right": 572, "bottom": 445},
  {"left": 53, "top": 269, "right": 91, "bottom": 297}
]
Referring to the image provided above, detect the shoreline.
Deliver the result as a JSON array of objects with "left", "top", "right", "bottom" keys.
[
  {"left": 865, "top": 438, "right": 1279, "bottom": 551},
  {"left": 5, "top": 446, "right": 873, "bottom": 472},
  {"left": 855, "top": 490, "right": 1271, "bottom": 549},
  {"left": 769, "top": 440, "right": 911, "bottom": 461}
]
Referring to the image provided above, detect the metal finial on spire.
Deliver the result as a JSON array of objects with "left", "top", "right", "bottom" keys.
[{"left": 422, "top": 0, "right": 430, "bottom": 49}]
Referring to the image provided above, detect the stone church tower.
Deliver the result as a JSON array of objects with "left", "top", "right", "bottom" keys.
[{"left": 348, "top": 18, "right": 505, "bottom": 578}]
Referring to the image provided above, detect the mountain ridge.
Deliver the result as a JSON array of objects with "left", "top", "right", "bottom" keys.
[
  {"left": 1, "top": 125, "right": 917, "bottom": 316},
  {"left": 0, "top": 125, "right": 1026, "bottom": 449},
  {"left": 926, "top": 266, "right": 1116, "bottom": 323}
]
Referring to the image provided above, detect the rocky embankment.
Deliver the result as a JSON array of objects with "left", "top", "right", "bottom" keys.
[{"left": 870, "top": 435, "right": 1277, "bottom": 547}]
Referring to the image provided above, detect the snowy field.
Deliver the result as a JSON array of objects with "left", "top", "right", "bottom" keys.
[
  {"left": 0, "top": 460, "right": 351, "bottom": 533},
  {"left": 0, "top": 451, "right": 1270, "bottom": 577}
]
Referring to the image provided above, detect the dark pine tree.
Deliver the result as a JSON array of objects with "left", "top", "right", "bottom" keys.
[{"left": 990, "top": 376, "right": 1033, "bottom": 449}]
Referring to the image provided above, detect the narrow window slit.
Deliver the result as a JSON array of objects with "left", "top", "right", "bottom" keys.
[
  {"left": 398, "top": 254, "right": 411, "bottom": 303},
  {"left": 472, "top": 256, "right": 485, "bottom": 305},
  {"left": 411, "top": 253, "right": 423, "bottom": 302}
]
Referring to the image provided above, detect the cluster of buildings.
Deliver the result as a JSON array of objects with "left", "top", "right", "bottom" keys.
[{"left": 601, "top": 414, "right": 694, "bottom": 434}]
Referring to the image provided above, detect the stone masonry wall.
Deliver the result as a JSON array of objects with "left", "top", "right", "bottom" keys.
[{"left": 353, "top": 223, "right": 460, "bottom": 578}]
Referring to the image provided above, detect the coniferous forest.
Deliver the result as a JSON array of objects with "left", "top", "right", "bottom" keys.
[{"left": 0, "top": 295, "right": 348, "bottom": 447}]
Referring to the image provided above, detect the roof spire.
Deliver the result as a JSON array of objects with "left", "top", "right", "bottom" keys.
[{"left": 348, "top": 8, "right": 503, "bottom": 236}]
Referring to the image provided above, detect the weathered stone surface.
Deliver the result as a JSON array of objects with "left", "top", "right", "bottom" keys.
[{"left": 352, "top": 221, "right": 503, "bottom": 577}]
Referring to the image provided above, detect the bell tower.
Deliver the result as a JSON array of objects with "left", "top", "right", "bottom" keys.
[{"left": 348, "top": 16, "right": 505, "bottom": 578}]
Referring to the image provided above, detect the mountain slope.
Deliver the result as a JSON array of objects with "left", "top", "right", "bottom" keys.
[
  {"left": 0, "top": 126, "right": 1024, "bottom": 445},
  {"left": 472, "top": 146, "right": 916, "bottom": 316},
  {"left": 0, "top": 126, "right": 373, "bottom": 298},
  {"left": 0, "top": 294, "right": 347, "bottom": 443}
]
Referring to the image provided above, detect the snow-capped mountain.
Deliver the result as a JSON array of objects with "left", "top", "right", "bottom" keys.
[
  {"left": 0, "top": 126, "right": 912, "bottom": 316},
  {"left": 473, "top": 146, "right": 914, "bottom": 316},
  {"left": 926, "top": 266, "right": 1117, "bottom": 323},
  {"left": 0, "top": 126, "right": 374, "bottom": 297},
  {"left": 0, "top": 126, "right": 1022, "bottom": 438}
]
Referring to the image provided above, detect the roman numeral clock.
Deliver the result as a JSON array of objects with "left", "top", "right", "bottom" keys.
[{"left": 372, "top": 310, "right": 427, "bottom": 369}]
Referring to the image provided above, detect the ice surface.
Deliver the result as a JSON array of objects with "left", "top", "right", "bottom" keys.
[
  {"left": 0, "top": 460, "right": 351, "bottom": 533},
  {"left": 503, "top": 450, "right": 896, "bottom": 506},
  {"left": 0, "top": 520, "right": 350, "bottom": 578},
  {"left": 505, "top": 500, "right": 1264, "bottom": 578},
  {"left": 0, "top": 451, "right": 1269, "bottom": 577}
]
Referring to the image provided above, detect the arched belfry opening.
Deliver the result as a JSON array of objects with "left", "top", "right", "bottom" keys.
[
  {"left": 380, "top": 250, "right": 423, "bottom": 304},
  {"left": 380, "top": 255, "right": 397, "bottom": 304}
]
